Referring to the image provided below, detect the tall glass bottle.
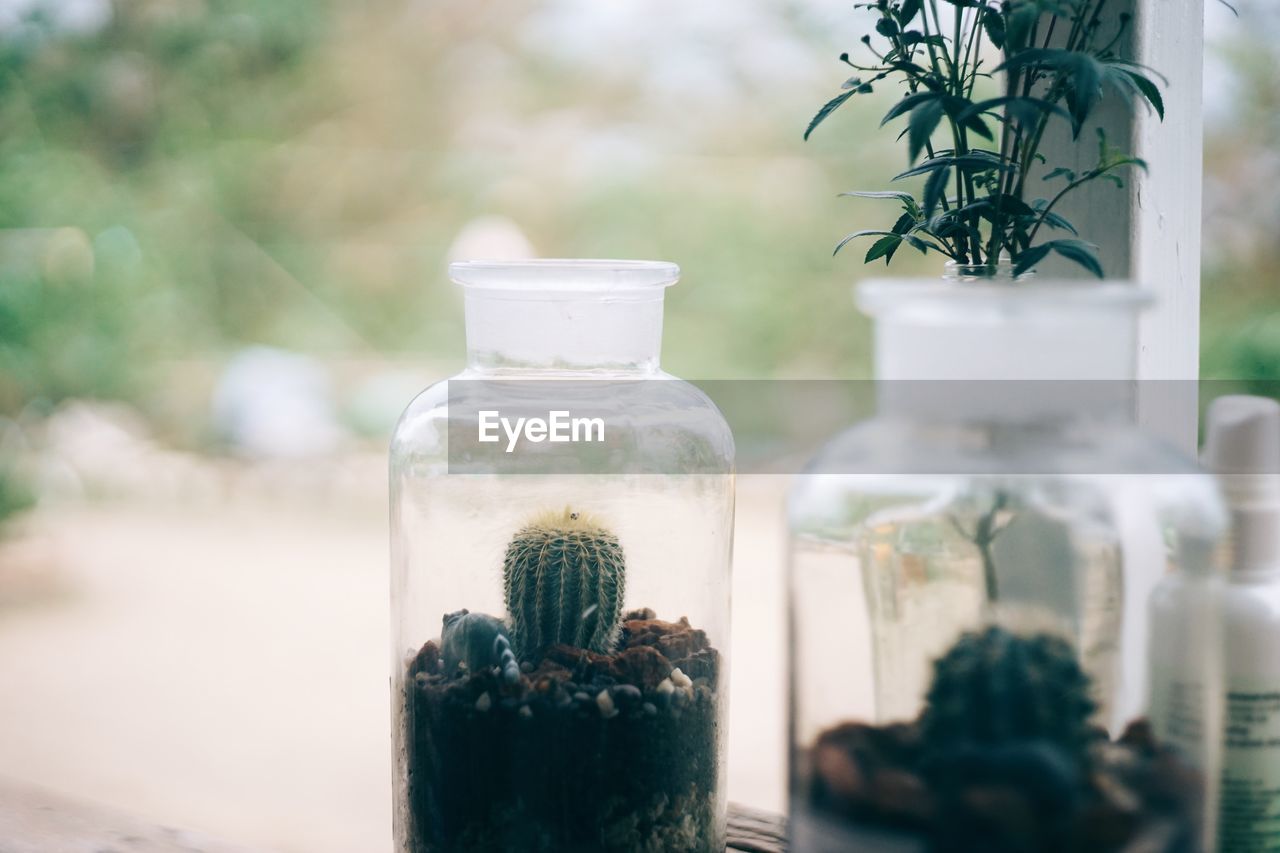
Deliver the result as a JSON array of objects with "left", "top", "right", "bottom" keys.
[
  {"left": 390, "top": 260, "right": 734, "bottom": 853},
  {"left": 789, "top": 270, "right": 1225, "bottom": 851}
]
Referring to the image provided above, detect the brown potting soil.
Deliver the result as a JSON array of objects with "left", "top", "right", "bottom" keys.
[{"left": 405, "top": 609, "right": 725, "bottom": 853}]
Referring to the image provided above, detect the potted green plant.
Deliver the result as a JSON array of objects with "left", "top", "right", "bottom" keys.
[
  {"left": 804, "top": 0, "right": 1161, "bottom": 278},
  {"left": 788, "top": 2, "right": 1228, "bottom": 849}
]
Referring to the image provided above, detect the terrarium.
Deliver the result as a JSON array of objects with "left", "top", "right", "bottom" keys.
[
  {"left": 788, "top": 274, "right": 1227, "bottom": 851},
  {"left": 389, "top": 260, "right": 735, "bottom": 853}
]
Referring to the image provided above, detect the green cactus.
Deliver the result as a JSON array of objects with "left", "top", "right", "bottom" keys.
[
  {"left": 920, "top": 626, "right": 1097, "bottom": 761},
  {"left": 502, "top": 507, "right": 626, "bottom": 659}
]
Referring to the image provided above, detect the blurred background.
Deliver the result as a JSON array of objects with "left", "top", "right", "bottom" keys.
[{"left": 0, "top": 1, "right": 1275, "bottom": 850}]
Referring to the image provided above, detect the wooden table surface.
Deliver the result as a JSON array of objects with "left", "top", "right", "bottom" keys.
[{"left": 0, "top": 781, "right": 788, "bottom": 853}]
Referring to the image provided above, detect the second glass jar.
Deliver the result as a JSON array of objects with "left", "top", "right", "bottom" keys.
[{"left": 788, "top": 275, "right": 1226, "bottom": 851}]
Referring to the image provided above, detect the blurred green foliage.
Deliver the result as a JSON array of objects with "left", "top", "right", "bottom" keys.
[
  {"left": 0, "top": 458, "right": 33, "bottom": 525},
  {"left": 0, "top": 0, "right": 330, "bottom": 415},
  {"left": 0, "top": 0, "right": 1274, "bottom": 435},
  {"left": 1201, "top": 0, "right": 1280, "bottom": 388}
]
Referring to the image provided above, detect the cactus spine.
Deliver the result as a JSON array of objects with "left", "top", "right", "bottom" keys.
[
  {"left": 920, "top": 626, "right": 1097, "bottom": 761},
  {"left": 502, "top": 508, "right": 626, "bottom": 659}
]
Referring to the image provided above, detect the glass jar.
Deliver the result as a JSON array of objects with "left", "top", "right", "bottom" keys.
[
  {"left": 390, "top": 260, "right": 735, "bottom": 853},
  {"left": 788, "top": 273, "right": 1227, "bottom": 851}
]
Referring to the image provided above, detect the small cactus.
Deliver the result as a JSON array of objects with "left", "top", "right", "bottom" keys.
[
  {"left": 502, "top": 508, "right": 626, "bottom": 659},
  {"left": 920, "top": 626, "right": 1097, "bottom": 762}
]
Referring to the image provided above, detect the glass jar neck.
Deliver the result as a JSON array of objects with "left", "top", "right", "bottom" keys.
[
  {"left": 942, "top": 260, "right": 1030, "bottom": 282},
  {"left": 452, "top": 260, "right": 676, "bottom": 374},
  {"left": 464, "top": 291, "right": 665, "bottom": 373}
]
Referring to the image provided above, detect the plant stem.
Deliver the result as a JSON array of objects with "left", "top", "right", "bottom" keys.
[
  {"left": 951, "top": 490, "right": 1013, "bottom": 605},
  {"left": 1026, "top": 175, "right": 1088, "bottom": 245}
]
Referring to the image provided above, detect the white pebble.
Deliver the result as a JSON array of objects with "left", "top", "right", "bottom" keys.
[
  {"left": 596, "top": 689, "right": 618, "bottom": 719},
  {"left": 671, "top": 667, "right": 693, "bottom": 689},
  {"left": 656, "top": 678, "right": 675, "bottom": 696},
  {"left": 475, "top": 692, "right": 492, "bottom": 712},
  {"left": 518, "top": 705, "right": 533, "bottom": 719}
]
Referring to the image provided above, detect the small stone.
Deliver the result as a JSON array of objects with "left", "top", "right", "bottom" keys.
[
  {"left": 656, "top": 678, "right": 676, "bottom": 697},
  {"left": 596, "top": 689, "right": 618, "bottom": 719},
  {"left": 612, "top": 684, "right": 643, "bottom": 704},
  {"left": 518, "top": 705, "right": 533, "bottom": 719},
  {"left": 671, "top": 667, "right": 693, "bottom": 689},
  {"left": 671, "top": 648, "right": 720, "bottom": 687},
  {"left": 574, "top": 691, "right": 592, "bottom": 704},
  {"left": 413, "top": 672, "right": 429, "bottom": 686},
  {"left": 642, "top": 702, "right": 658, "bottom": 716},
  {"left": 520, "top": 661, "right": 535, "bottom": 673},
  {"left": 475, "top": 692, "right": 492, "bottom": 712}
]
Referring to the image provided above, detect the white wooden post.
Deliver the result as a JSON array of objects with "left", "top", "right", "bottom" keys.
[{"left": 1036, "top": 0, "right": 1205, "bottom": 454}]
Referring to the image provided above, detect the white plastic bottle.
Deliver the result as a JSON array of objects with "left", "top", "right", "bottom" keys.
[{"left": 1204, "top": 395, "right": 1280, "bottom": 850}]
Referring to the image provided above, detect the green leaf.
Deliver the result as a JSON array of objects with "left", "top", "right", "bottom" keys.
[
  {"left": 1123, "top": 69, "right": 1164, "bottom": 120},
  {"left": 891, "top": 212, "right": 915, "bottom": 235},
  {"left": 978, "top": 193, "right": 1036, "bottom": 219},
  {"left": 835, "top": 229, "right": 941, "bottom": 257},
  {"left": 1047, "top": 239, "right": 1104, "bottom": 278},
  {"left": 959, "top": 96, "right": 1069, "bottom": 128},
  {"left": 893, "top": 152, "right": 1016, "bottom": 181},
  {"left": 834, "top": 229, "right": 895, "bottom": 256},
  {"left": 922, "top": 165, "right": 951, "bottom": 218},
  {"left": 1043, "top": 167, "right": 1075, "bottom": 182},
  {"left": 1041, "top": 211, "right": 1079, "bottom": 235},
  {"left": 997, "top": 49, "right": 1103, "bottom": 137},
  {"left": 908, "top": 99, "right": 945, "bottom": 163},
  {"left": 804, "top": 90, "right": 857, "bottom": 141},
  {"left": 1013, "top": 244, "right": 1052, "bottom": 277},
  {"left": 864, "top": 235, "right": 901, "bottom": 264},
  {"left": 880, "top": 91, "right": 943, "bottom": 127},
  {"left": 981, "top": 6, "right": 1005, "bottom": 49},
  {"left": 995, "top": 47, "right": 1070, "bottom": 76},
  {"left": 1004, "top": 4, "right": 1039, "bottom": 53},
  {"left": 875, "top": 17, "right": 899, "bottom": 37},
  {"left": 963, "top": 112, "right": 994, "bottom": 141},
  {"left": 899, "top": 0, "right": 922, "bottom": 25},
  {"left": 1064, "top": 60, "right": 1102, "bottom": 136},
  {"left": 839, "top": 190, "right": 917, "bottom": 202}
]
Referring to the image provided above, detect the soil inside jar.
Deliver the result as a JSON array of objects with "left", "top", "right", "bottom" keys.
[
  {"left": 799, "top": 717, "right": 1203, "bottom": 852},
  {"left": 405, "top": 609, "right": 723, "bottom": 853}
]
